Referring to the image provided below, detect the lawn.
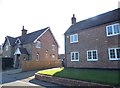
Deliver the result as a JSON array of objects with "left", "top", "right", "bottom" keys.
[{"left": 37, "top": 67, "right": 120, "bottom": 86}]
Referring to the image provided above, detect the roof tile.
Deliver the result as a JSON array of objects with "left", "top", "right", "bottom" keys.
[
  {"left": 65, "top": 8, "right": 120, "bottom": 34},
  {"left": 7, "top": 27, "right": 48, "bottom": 46}
]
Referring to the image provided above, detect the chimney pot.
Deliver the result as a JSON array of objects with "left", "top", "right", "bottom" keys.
[
  {"left": 71, "top": 14, "right": 76, "bottom": 25},
  {"left": 22, "top": 26, "right": 27, "bottom": 36}
]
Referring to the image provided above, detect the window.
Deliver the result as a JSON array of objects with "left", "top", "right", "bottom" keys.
[
  {"left": 15, "top": 38, "right": 21, "bottom": 44},
  {"left": 87, "top": 50, "right": 98, "bottom": 61},
  {"left": 23, "top": 57, "right": 26, "bottom": 60},
  {"left": 45, "top": 50, "right": 49, "bottom": 58},
  {"left": 35, "top": 41, "right": 41, "bottom": 48},
  {"left": 71, "top": 52, "right": 79, "bottom": 61},
  {"left": 106, "top": 23, "right": 120, "bottom": 36},
  {"left": 52, "top": 54, "right": 55, "bottom": 58},
  {"left": 108, "top": 48, "right": 120, "bottom": 60},
  {"left": 52, "top": 44, "right": 55, "bottom": 51},
  {"left": 6, "top": 45, "right": 9, "bottom": 51},
  {"left": 36, "top": 53, "right": 40, "bottom": 61},
  {"left": 70, "top": 34, "right": 78, "bottom": 43}
]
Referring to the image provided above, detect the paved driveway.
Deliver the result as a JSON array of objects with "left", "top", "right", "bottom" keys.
[{"left": 1, "top": 70, "right": 63, "bottom": 87}]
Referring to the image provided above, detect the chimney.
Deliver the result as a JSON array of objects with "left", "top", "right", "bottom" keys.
[
  {"left": 22, "top": 26, "right": 27, "bottom": 36},
  {"left": 71, "top": 14, "right": 76, "bottom": 25}
]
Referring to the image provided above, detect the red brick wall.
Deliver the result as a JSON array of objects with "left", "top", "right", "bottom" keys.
[
  {"left": 65, "top": 21, "right": 120, "bottom": 69},
  {"left": 35, "top": 74, "right": 111, "bottom": 86},
  {"left": 32, "top": 29, "right": 58, "bottom": 61},
  {"left": 22, "top": 29, "right": 61, "bottom": 71}
]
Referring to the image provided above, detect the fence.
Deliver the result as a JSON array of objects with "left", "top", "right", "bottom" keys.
[{"left": 22, "top": 59, "right": 62, "bottom": 71}]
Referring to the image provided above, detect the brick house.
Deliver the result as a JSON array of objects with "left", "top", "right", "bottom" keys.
[
  {"left": 2, "top": 26, "right": 61, "bottom": 71},
  {"left": 64, "top": 8, "right": 120, "bottom": 69}
]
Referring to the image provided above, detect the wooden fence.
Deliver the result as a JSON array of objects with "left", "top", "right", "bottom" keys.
[{"left": 22, "top": 59, "right": 62, "bottom": 71}]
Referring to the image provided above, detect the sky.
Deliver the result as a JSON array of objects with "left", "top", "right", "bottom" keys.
[{"left": 0, "top": 0, "right": 119, "bottom": 54}]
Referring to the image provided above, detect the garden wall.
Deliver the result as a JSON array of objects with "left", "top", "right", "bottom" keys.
[{"left": 35, "top": 73, "right": 113, "bottom": 87}]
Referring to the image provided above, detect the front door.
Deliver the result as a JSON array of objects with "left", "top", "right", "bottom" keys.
[{"left": 14, "top": 54, "right": 20, "bottom": 69}]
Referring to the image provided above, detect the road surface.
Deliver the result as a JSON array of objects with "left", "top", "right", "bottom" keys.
[{"left": 1, "top": 70, "right": 64, "bottom": 87}]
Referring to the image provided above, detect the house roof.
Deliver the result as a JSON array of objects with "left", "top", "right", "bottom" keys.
[
  {"left": 5, "top": 27, "right": 49, "bottom": 46},
  {"left": 14, "top": 47, "right": 29, "bottom": 55},
  {"left": 65, "top": 8, "right": 120, "bottom": 34},
  {"left": 7, "top": 36, "right": 16, "bottom": 46},
  {"left": 17, "top": 27, "right": 48, "bottom": 44},
  {"left": 19, "top": 47, "right": 29, "bottom": 55}
]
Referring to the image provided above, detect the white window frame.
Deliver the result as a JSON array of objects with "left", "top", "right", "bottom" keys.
[
  {"left": 71, "top": 52, "right": 79, "bottom": 61},
  {"left": 108, "top": 48, "right": 120, "bottom": 60},
  {"left": 35, "top": 40, "right": 41, "bottom": 48},
  {"left": 70, "top": 34, "right": 78, "bottom": 43},
  {"left": 106, "top": 23, "right": 120, "bottom": 36},
  {"left": 87, "top": 50, "right": 98, "bottom": 61},
  {"left": 52, "top": 44, "right": 55, "bottom": 51},
  {"left": 15, "top": 38, "right": 21, "bottom": 44}
]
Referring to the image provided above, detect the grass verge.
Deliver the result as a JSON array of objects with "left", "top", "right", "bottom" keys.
[{"left": 37, "top": 67, "right": 120, "bottom": 86}]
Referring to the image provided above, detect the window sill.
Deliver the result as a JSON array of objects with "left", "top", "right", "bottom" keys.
[
  {"left": 87, "top": 59, "right": 98, "bottom": 61},
  {"left": 36, "top": 47, "right": 41, "bottom": 48},
  {"left": 109, "top": 58, "right": 120, "bottom": 61},
  {"left": 107, "top": 33, "right": 120, "bottom": 37},
  {"left": 71, "top": 60, "right": 79, "bottom": 61},
  {"left": 70, "top": 42, "right": 78, "bottom": 44}
]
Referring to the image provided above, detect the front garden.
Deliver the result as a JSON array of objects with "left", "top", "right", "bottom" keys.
[{"left": 37, "top": 67, "right": 120, "bottom": 86}]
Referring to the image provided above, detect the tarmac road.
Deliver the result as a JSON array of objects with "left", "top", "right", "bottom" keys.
[{"left": 1, "top": 70, "right": 64, "bottom": 88}]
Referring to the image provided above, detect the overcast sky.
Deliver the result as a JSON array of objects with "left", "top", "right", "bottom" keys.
[{"left": 0, "top": 0, "right": 119, "bottom": 54}]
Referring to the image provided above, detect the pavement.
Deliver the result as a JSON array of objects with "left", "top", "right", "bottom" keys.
[{"left": 1, "top": 69, "right": 64, "bottom": 87}]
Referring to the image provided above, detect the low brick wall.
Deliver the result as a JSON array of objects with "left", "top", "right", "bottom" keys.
[{"left": 35, "top": 73, "right": 112, "bottom": 87}]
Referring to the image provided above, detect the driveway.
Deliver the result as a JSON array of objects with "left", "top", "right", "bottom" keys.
[{"left": 1, "top": 70, "right": 64, "bottom": 87}]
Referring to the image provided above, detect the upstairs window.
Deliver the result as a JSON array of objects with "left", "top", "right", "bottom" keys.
[
  {"left": 35, "top": 41, "right": 41, "bottom": 48},
  {"left": 108, "top": 48, "right": 120, "bottom": 60},
  {"left": 15, "top": 38, "right": 21, "bottom": 44},
  {"left": 52, "top": 44, "right": 56, "bottom": 51},
  {"left": 70, "top": 34, "right": 78, "bottom": 43},
  {"left": 87, "top": 50, "right": 98, "bottom": 61},
  {"left": 71, "top": 52, "right": 79, "bottom": 61},
  {"left": 106, "top": 23, "right": 120, "bottom": 36},
  {"left": 5, "top": 45, "right": 9, "bottom": 51}
]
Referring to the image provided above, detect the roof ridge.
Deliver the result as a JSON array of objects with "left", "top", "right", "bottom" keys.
[
  {"left": 6, "top": 36, "right": 15, "bottom": 38},
  {"left": 16, "top": 27, "right": 49, "bottom": 38},
  {"left": 76, "top": 8, "right": 120, "bottom": 25},
  {"left": 5, "top": 27, "right": 49, "bottom": 46},
  {"left": 65, "top": 8, "right": 120, "bottom": 34}
]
